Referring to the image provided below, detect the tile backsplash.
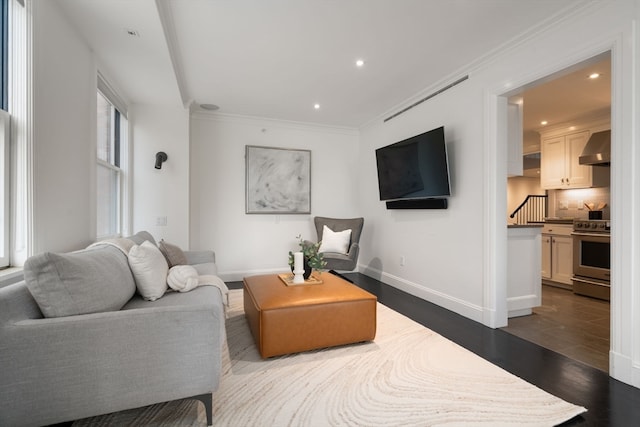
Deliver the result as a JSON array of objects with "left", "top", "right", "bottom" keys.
[{"left": 549, "top": 187, "right": 610, "bottom": 220}]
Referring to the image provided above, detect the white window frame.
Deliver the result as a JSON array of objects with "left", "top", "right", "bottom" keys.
[
  {"left": 96, "top": 87, "right": 128, "bottom": 240},
  {"left": 0, "top": 109, "right": 9, "bottom": 267}
]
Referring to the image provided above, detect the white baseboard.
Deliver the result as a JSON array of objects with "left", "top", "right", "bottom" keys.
[
  {"left": 610, "top": 350, "right": 640, "bottom": 388},
  {"left": 507, "top": 294, "right": 538, "bottom": 318},
  {"left": 359, "top": 265, "right": 484, "bottom": 324}
]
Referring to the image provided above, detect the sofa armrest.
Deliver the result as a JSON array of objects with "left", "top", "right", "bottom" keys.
[
  {"left": 0, "top": 287, "right": 225, "bottom": 426},
  {"left": 184, "top": 250, "right": 215, "bottom": 265}
]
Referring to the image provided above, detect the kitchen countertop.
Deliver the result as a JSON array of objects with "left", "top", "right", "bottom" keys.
[
  {"left": 543, "top": 218, "right": 575, "bottom": 225},
  {"left": 507, "top": 223, "right": 544, "bottom": 228}
]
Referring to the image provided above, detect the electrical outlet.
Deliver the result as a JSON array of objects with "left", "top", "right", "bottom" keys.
[
  {"left": 156, "top": 216, "right": 167, "bottom": 226},
  {"left": 400, "top": 256, "right": 405, "bottom": 266},
  {"left": 578, "top": 200, "right": 584, "bottom": 210}
]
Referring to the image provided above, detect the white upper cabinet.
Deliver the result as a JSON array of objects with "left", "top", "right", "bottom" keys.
[
  {"left": 540, "top": 131, "right": 591, "bottom": 189},
  {"left": 539, "top": 117, "right": 610, "bottom": 190}
]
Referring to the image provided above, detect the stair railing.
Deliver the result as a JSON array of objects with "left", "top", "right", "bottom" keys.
[{"left": 509, "top": 195, "right": 548, "bottom": 225}]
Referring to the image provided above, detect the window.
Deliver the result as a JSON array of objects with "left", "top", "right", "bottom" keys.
[
  {"left": 0, "top": 109, "right": 8, "bottom": 267},
  {"left": 96, "top": 90, "right": 127, "bottom": 238},
  {"left": 0, "top": 0, "right": 7, "bottom": 111},
  {"left": 0, "top": 0, "right": 9, "bottom": 267}
]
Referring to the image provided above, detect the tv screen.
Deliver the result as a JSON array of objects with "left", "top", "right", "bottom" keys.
[{"left": 375, "top": 126, "right": 451, "bottom": 201}]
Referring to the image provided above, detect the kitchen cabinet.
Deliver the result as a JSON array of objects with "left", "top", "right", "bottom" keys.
[
  {"left": 541, "top": 224, "right": 573, "bottom": 287},
  {"left": 541, "top": 131, "right": 590, "bottom": 189}
]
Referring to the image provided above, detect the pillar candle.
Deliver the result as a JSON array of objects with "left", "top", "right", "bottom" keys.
[{"left": 294, "top": 251, "right": 303, "bottom": 273}]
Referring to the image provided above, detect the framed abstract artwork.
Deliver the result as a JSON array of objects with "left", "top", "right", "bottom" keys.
[{"left": 245, "top": 145, "right": 311, "bottom": 214}]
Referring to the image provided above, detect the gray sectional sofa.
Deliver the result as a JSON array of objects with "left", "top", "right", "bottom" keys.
[{"left": 0, "top": 231, "right": 225, "bottom": 427}]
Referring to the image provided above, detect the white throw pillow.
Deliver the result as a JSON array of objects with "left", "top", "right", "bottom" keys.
[
  {"left": 318, "top": 225, "right": 352, "bottom": 254},
  {"left": 128, "top": 240, "right": 169, "bottom": 301}
]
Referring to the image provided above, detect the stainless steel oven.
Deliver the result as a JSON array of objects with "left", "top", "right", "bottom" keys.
[{"left": 572, "top": 219, "right": 610, "bottom": 300}]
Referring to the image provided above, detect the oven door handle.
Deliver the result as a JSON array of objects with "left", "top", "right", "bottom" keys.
[{"left": 571, "top": 232, "right": 610, "bottom": 238}]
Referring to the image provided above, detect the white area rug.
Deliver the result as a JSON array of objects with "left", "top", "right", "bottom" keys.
[{"left": 75, "top": 289, "right": 586, "bottom": 426}]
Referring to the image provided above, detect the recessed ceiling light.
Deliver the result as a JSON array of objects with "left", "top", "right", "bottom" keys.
[
  {"left": 541, "top": 120, "right": 548, "bottom": 126},
  {"left": 200, "top": 103, "right": 219, "bottom": 111},
  {"left": 355, "top": 59, "right": 365, "bottom": 68},
  {"left": 589, "top": 72, "right": 600, "bottom": 79},
  {"left": 314, "top": 103, "right": 320, "bottom": 110}
]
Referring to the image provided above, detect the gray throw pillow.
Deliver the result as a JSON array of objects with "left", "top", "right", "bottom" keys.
[
  {"left": 24, "top": 245, "right": 136, "bottom": 318},
  {"left": 158, "top": 239, "right": 188, "bottom": 268}
]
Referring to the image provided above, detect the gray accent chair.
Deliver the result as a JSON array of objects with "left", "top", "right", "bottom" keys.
[
  {"left": 314, "top": 216, "right": 364, "bottom": 271},
  {"left": 0, "top": 231, "right": 223, "bottom": 427}
]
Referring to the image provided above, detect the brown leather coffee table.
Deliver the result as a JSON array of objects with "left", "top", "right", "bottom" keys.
[{"left": 243, "top": 273, "right": 377, "bottom": 358}]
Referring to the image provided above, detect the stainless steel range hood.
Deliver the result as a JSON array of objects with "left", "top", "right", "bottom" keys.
[{"left": 579, "top": 130, "right": 610, "bottom": 166}]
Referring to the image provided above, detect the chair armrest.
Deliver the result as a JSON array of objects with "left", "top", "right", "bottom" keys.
[
  {"left": 346, "top": 242, "right": 360, "bottom": 259},
  {"left": 184, "top": 250, "right": 215, "bottom": 265},
  {"left": 0, "top": 288, "right": 224, "bottom": 426}
]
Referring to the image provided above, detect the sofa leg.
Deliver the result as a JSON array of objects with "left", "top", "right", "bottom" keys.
[{"left": 192, "top": 393, "right": 213, "bottom": 426}]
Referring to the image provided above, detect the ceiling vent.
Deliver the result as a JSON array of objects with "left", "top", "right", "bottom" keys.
[{"left": 384, "top": 75, "right": 469, "bottom": 123}]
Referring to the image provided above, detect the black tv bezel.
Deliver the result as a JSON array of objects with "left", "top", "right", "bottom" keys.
[{"left": 375, "top": 126, "right": 451, "bottom": 202}]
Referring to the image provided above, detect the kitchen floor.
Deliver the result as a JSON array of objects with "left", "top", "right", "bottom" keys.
[{"left": 502, "top": 285, "right": 610, "bottom": 372}]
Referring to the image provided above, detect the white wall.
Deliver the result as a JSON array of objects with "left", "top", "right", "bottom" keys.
[
  {"left": 31, "top": 0, "right": 96, "bottom": 253},
  {"left": 189, "top": 113, "right": 359, "bottom": 280},
  {"left": 131, "top": 105, "right": 190, "bottom": 248},
  {"left": 358, "top": 84, "right": 486, "bottom": 321}
]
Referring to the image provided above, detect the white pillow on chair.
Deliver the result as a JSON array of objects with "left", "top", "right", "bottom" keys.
[{"left": 319, "top": 225, "right": 352, "bottom": 254}]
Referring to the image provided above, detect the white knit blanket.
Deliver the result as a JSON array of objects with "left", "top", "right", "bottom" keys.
[{"left": 167, "top": 265, "right": 230, "bottom": 309}]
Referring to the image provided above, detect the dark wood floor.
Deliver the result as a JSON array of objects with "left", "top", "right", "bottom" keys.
[
  {"left": 502, "top": 285, "right": 610, "bottom": 372},
  {"left": 231, "top": 272, "right": 640, "bottom": 426}
]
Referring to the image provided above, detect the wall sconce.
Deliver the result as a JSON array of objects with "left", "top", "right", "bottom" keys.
[{"left": 155, "top": 152, "right": 168, "bottom": 169}]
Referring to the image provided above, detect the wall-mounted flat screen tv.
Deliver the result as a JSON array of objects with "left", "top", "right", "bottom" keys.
[{"left": 375, "top": 126, "right": 451, "bottom": 201}]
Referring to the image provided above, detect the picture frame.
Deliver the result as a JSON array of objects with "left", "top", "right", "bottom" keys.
[{"left": 245, "top": 145, "right": 311, "bottom": 214}]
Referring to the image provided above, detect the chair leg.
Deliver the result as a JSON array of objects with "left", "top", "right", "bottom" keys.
[{"left": 192, "top": 393, "right": 213, "bottom": 426}]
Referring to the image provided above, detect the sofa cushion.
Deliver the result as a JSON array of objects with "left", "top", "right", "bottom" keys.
[
  {"left": 158, "top": 239, "right": 188, "bottom": 268},
  {"left": 24, "top": 245, "right": 136, "bottom": 318},
  {"left": 319, "top": 225, "right": 352, "bottom": 254},
  {"left": 128, "top": 240, "right": 169, "bottom": 301}
]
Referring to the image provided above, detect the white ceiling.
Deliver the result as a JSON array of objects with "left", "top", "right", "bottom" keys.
[
  {"left": 54, "top": 0, "right": 599, "bottom": 128},
  {"left": 519, "top": 54, "right": 611, "bottom": 133}
]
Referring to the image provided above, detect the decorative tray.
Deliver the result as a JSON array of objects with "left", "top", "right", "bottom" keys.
[{"left": 278, "top": 273, "right": 323, "bottom": 286}]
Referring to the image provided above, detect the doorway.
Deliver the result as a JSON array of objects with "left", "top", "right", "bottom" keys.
[{"left": 502, "top": 53, "right": 612, "bottom": 372}]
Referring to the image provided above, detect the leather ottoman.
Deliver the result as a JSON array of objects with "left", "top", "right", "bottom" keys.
[{"left": 243, "top": 273, "right": 377, "bottom": 358}]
